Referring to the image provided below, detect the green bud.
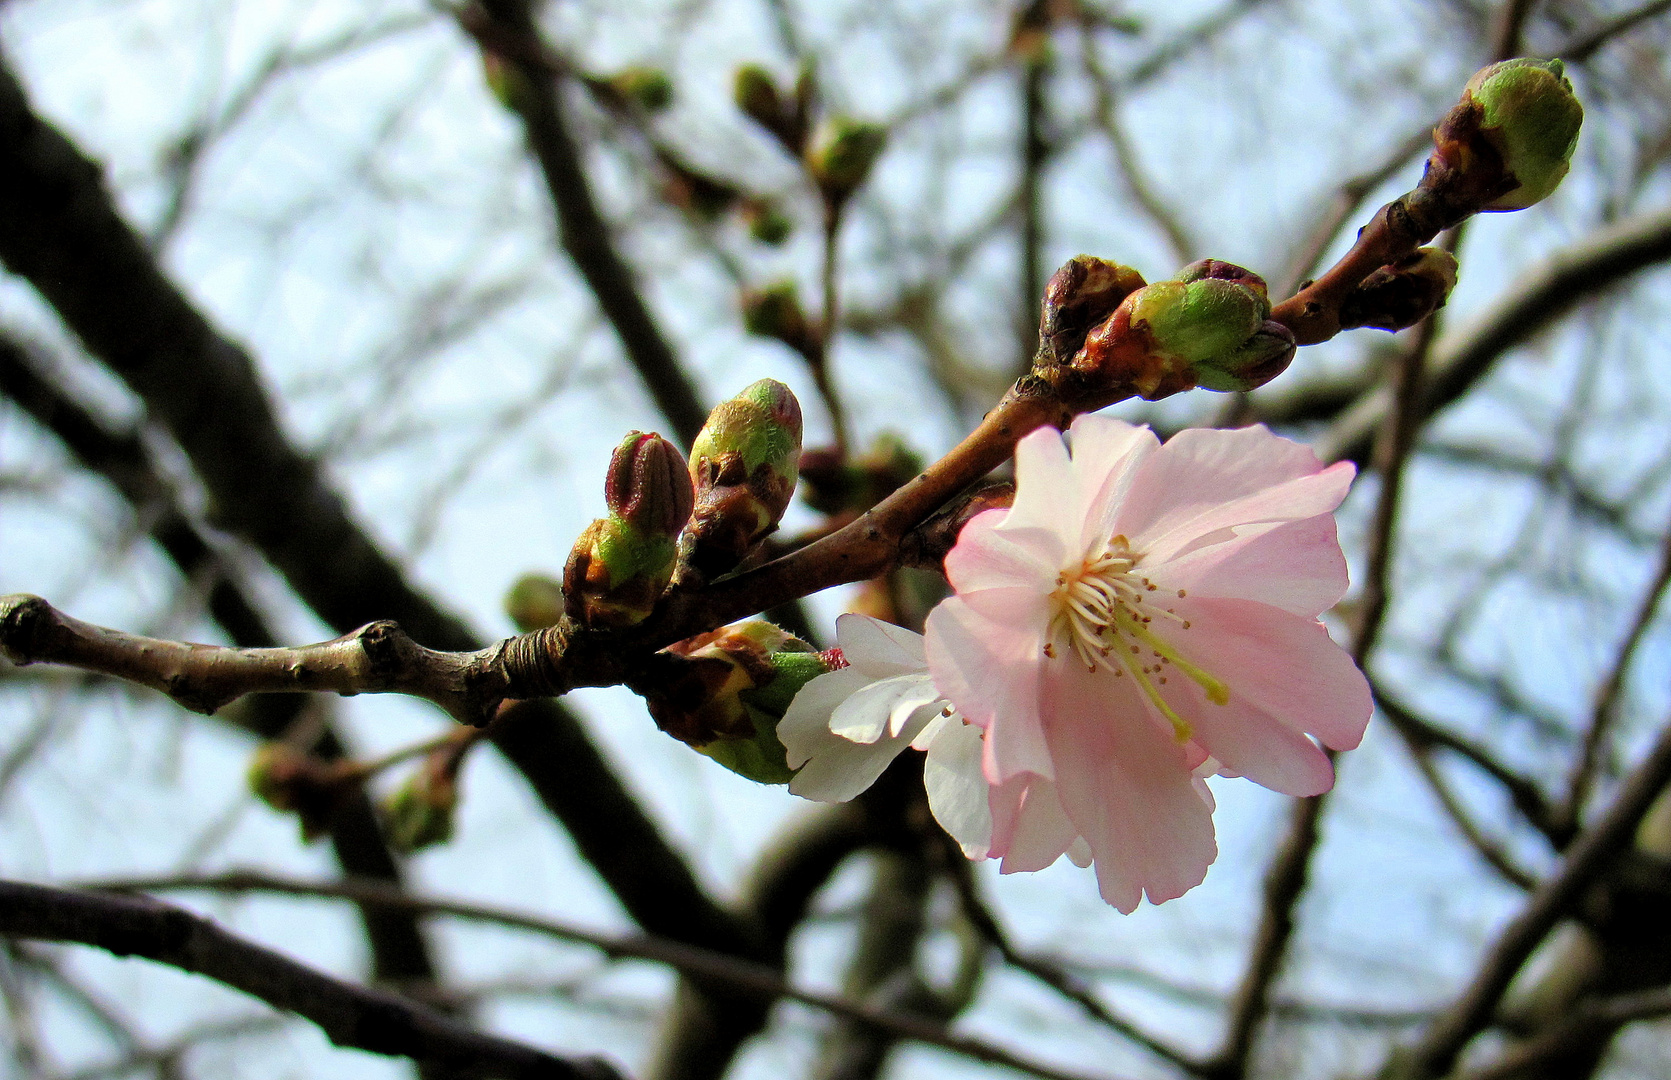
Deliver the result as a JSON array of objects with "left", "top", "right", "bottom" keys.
[
  {"left": 1190, "top": 320, "right": 1297, "bottom": 392},
  {"left": 1463, "top": 58, "right": 1583, "bottom": 211},
  {"left": 648, "top": 622, "right": 830, "bottom": 784},
  {"left": 681, "top": 380, "right": 803, "bottom": 578},
  {"left": 563, "top": 433, "right": 692, "bottom": 627},
  {"left": 248, "top": 743, "right": 342, "bottom": 843},
  {"left": 807, "top": 118, "right": 888, "bottom": 202},
  {"left": 1036, "top": 255, "right": 1148, "bottom": 368},
  {"left": 742, "top": 198, "right": 793, "bottom": 245},
  {"left": 658, "top": 151, "right": 740, "bottom": 219},
  {"left": 504, "top": 572, "right": 566, "bottom": 632},
  {"left": 610, "top": 66, "right": 674, "bottom": 112},
  {"left": 382, "top": 766, "right": 458, "bottom": 853},
  {"left": 741, "top": 282, "right": 816, "bottom": 355},
  {"left": 1339, "top": 247, "right": 1460, "bottom": 333},
  {"left": 481, "top": 52, "right": 536, "bottom": 115}
]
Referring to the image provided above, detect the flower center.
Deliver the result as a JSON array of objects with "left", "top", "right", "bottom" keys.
[{"left": 1047, "top": 535, "right": 1228, "bottom": 742}]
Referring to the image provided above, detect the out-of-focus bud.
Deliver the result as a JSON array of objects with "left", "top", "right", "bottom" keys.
[
  {"left": 610, "top": 66, "right": 674, "bottom": 112},
  {"left": 248, "top": 743, "right": 345, "bottom": 842},
  {"left": 807, "top": 118, "right": 888, "bottom": 204},
  {"left": 658, "top": 150, "right": 741, "bottom": 219},
  {"left": 1074, "top": 260, "right": 1293, "bottom": 398},
  {"left": 382, "top": 762, "right": 458, "bottom": 853},
  {"left": 741, "top": 198, "right": 793, "bottom": 245},
  {"left": 1427, "top": 57, "right": 1582, "bottom": 214},
  {"left": 646, "top": 621, "right": 832, "bottom": 783},
  {"left": 481, "top": 51, "right": 537, "bottom": 115},
  {"left": 1339, "top": 247, "right": 1460, "bottom": 333},
  {"left": 504, "top": 572, "right": 565, "bottom": 632},
  {"left": 681, "top": 380, "right": 804, "bottom": 578},
  {"left": 1036, "top": 255, "right": 1148, "bottom": 368},
  {"left": 799, "top": 434, "right": 922, "bottom": 516},
  {"left": 741, "top": 282, "right": 818, "bottom": 358},
  {"left": 564, "top": 433, "right": 692, "bottom": 628},
  {"left": 734, "top": 64, "right": 807, "bottom": 152}
]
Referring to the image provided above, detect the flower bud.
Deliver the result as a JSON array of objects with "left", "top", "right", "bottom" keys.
[
  {"left": 480, "top": 52, "right": 537, "bottom": 115},
  {"left": 382, "top": 763, "right": 458, "bottom": 853},
  {"left": 1427, "top": 58, "right": 1582, "bottom": 214},
  {"left": 610, "top": 66, "right": 674, "bottom": 112},
  {"left": 799, "top": 434, "right": 922, "bottom": 516},
  {"left": 1339, "top": 247, "right": 1460, "bottom": 333},
  {"left": 646, "top": 622, "right": 832, "bottom": 783},
  {"left": 1036, "top": 255, "right": 1147, "bottom": 368},
  {"left": 807, "top": 118, "right": 888, "bottom": 203},
  {"left": 734, "top": 64, "right": 807, "bottom": 152},
  {"left": 681, "top": 380, "right": 803, "bottom": 578},
  {"left": 606, "top": 432, "right": 695, "bottom": 537},
  {"left": 504, "top": 572, "right": 566, "bottom": 632},
  {"left": 1463, "top": 58, "right": 1582, "bottom": 211},
  {"left": 1074, "top": 260, "right": 1292, "bottom": 398},
  {"left": 564, "top": 434, "right": 692, "bottom": 628},
  {"left": 742, "top": 198, "right": 793, "bottom": 245},
  {"left": 248, "top": 743, "right": 345, "bottom": 842},
  {"left": 658, "top": 151, "right": 740, "bottom": 219},
  {"left": 741, "top": 282, "right": 818, "bottom": 357}
]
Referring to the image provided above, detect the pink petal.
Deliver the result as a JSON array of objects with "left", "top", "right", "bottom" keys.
[
  {"left": 926, "top": 597, "right": 1053, "bottom": 783},
  {"left": 835, "top": 613, "right": 927, "bottom": 678},
  {"left": 1041, "top": 661, "right": 1218, "bottom": 912},
  {"left": 1163, "top": 596, "right": 1372, "bottom": 751},
  {"left": 943, "top": 511, "right": 1059, "bottom": 610},
  {"left": 1147, "top": 514, "right": 1349, "bottom": 616},
  {"left": 999, "top": 427, "right": 1075, "bottom": 554},
  {"left": 1132, "top": 464, "right": 1356, "bottom": 568},
  {"left": 1169, "top": 681, "right": 1336, "bottom": 797},
  {"left": 987, "top": 774, "right": 1078, "bottom": 873},
  {"left": 1064, "top": 414, "right": 1158, "bottom": 555}
]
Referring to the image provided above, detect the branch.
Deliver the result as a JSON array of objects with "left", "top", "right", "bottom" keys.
[
  {"left": 1314, "top": 204, "right": 1671, "bottom": 466},
  {"left": 1557, "top": 510, "right": 1671, "bottom": 830},
  {"left": 1397, "top": 711, "right": 1671, "bottom": 1080},
  {"left": 459, "top": 1, "right": 708, "bottom": 448},
  {"left": 76, "top": 872, "right": 1124, "bottom": 1080},
  {"left": 0, "top": 880, "right": 624, "bottom": 1080},
  {"left": 0, "top": 56, "right": 747, "bottom": 960},
  {"left": 1463, "top": 985, "right": 1671, "bottom": 1080}
]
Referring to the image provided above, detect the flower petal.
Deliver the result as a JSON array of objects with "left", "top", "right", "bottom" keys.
[
  {"left": 1149, "top": 514, "right": 1348, "bottom": 616},
  {"left": 1002, "top": 427, "right": 1076, "bottom": 544},
  {"left": 926, "top": 597, "right": 1052, "bottom": 783},
  {"left": 992, "top": 775, "right": 1079, "bottom": 874},
  {"left": 829, "top": 672, "right": 942, "bottom": 742},
  {"left": 1165, "top": 596, "right": 1373, "bottom": 751},
  {"left": 835, "top": 613, "right": 928, "bottom": 678},
  {"left": 779, "top": 667, "right": 875, "bottom": 767},
  {"left": 1042, "top": 661, "right": 1218, "bottom": 913},
  {"left": 1171, "top": 684, "right": 1336, "bottom": 797},
  {"left": 786, "top": 725, "right": 913, "bottom": 803},
  {"left": 922, "top": 715, "right": 993, "bottom": 858},
  {"left": 1136, "top": 464, "right": 1356, "bottom": 568},
  {"left": 1064, "top": 414, "right": 1158, "bottom": 555}
]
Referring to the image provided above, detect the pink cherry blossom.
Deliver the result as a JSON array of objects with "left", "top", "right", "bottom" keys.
[{"left": 924, "top": 414, "right": 1371, "bottom": 912}]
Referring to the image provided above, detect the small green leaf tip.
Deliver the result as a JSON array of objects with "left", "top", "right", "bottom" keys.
[
  {"left": 382, "top": 766, "right": 458, "bottom": 853},
  {"left": 1464, "top": 57, "right": 1583, "bottom": 211}
]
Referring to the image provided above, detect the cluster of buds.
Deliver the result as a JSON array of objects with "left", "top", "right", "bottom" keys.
[
  {"left": 1040, "top": 257, "right": 1296, "bottom": 400},
  {"left": 600, "top": 66, "right": 675, "bottom": 113},
  {"left": 643, "top": 621, "right": 835, "bottom": 783},
  {"left": 248, "top": 743, "right": 353, "bottom": 842},
  {"left": 563, "top": 432, "right": 695, "bottom": 628},
  {"left": 799, "top": 433, "right": 923, "bottom": 517},
  {"left": 1426, "top": 58, "right": 1583, "bottom": 215},
  {"left": 680, "top": 379, "right": 803, "bottom": 580},
  {"left": 733, "top": 62, "right": 887, "bottom": 208},
  {"left": 381, "top": 751, "right": 461, "bottom": 854},
  {"left": 733, "top": 63, "right": 814, "bottom": 154},
  {"left": 741, "top": 282, "right": 819, "bottom": 359}
]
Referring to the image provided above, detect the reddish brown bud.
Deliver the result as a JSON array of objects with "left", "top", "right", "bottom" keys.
[
  {"left": 1036, "top": 255, "right": 1148, "bottom": 368},
  {"left": 1339, "top": 247, "right": 1460, "bottom": 333},
  {"left": 605, "top": 432, "right": 694, "bottom": 537}
]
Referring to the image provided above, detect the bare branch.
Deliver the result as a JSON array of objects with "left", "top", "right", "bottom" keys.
[{"left": 0, "top": 880, "right": 625, "bottom": 1080}]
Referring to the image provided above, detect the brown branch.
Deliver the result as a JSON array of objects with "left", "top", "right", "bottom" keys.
[
  {"left": 0, "top": 880, "right": 624, "bottom": 1080},
  {"left": 1557, "top": 511, "right": 1671, "bottom": 831},
  {"left": 0, "top": 333, "right": 438, "bottom": 990},
  {"left": 75, "top": 871, "right": 1122, "bottom": 1080},
  {"left": 459, "top": 1, "right": 708, "bottom": 448},
  {"left": 0, "top": 55, "right": 747, "bottom": 960},
  {"left": 1463, "top": 985, "right": 1671, "bottom": 1080},
  {"left": 1397, "top": 712, "right": 1671, "bottom": 1080},
  {"left": 1403, "top": 743, "right": 1538, "bottom": 890},
  {"left": 1313, "top": 204, "right": 1671, "bottom": 466}
]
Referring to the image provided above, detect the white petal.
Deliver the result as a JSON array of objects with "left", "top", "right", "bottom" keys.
[
  {"left": 787, "top": 728, "right": 911, "bottom": 803},
  {"left": 835, "top": 613, "right": 927, "bottom": 678},
  {"left": 778, "top": 667, "right": 876, "bottom": 768},
  {"left": 923, "top": 716, "right": 993, "bottom": 858},
  {"left": 829, "top": 672, "right": 941, "bottom": 743}
]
